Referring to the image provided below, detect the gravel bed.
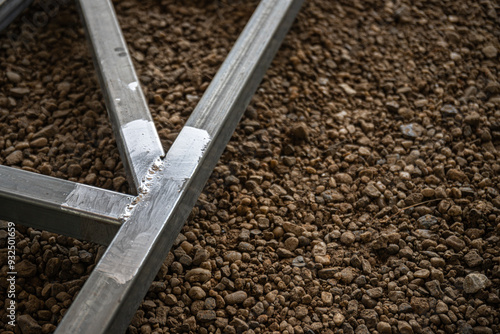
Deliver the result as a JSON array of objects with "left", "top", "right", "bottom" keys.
[{"left": 1, "top": 0, "right": 499, "bottom": 334}]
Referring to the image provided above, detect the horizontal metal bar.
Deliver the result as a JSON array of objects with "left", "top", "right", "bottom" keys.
[
  {"left": 55, "top": 0, "right": 303, "bottom": 333},
  {"left": 77, "top": 0, "right": 164, "bottom": 194},
  {"left": 0, "top": 165, "right": 132, "bottom": 245}
]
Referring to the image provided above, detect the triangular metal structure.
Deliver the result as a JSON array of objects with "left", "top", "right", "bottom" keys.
[{"left": 0, "top": 0, "right": 304, "bottom": 332}]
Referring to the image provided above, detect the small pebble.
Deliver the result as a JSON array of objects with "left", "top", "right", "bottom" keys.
[
  {"left": 400, "top": 123, "right": 424, "bottom": 138},
  {"left": 10, "top": 87, "right": 30, "bottom": 97},
  {"left": 463, "top": 273, "right": 490, "bottom": 293},
  {"left": 6, "top": 71, "right": 21, "bottom": 83},
  {"left": 482, "top": 45, "right": 498, "bottom": 58},
  {"left": 224, "top": 291, "right": 247, "bottom": 305}
]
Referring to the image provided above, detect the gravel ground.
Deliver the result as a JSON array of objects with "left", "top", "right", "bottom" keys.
[{"left": 1, "top": 0, "right": 500, "bottom": 333}]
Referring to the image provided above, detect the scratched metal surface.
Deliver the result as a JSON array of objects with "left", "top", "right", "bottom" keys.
[{"left": 62, "top": 183, "right": 133, "bottom": 222}]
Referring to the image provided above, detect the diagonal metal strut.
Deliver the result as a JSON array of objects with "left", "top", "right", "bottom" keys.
[{"left": 77, "top": 0, "right": 165, "bottom": 194}]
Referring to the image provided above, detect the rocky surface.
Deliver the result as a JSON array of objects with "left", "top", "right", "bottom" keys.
[{"left": 0, "top": 0, "right": 499, "bottom": 333}]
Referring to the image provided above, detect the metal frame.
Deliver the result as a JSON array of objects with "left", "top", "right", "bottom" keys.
[{"left": 1, "top": 0, "right": 303, "bottom": 332}]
